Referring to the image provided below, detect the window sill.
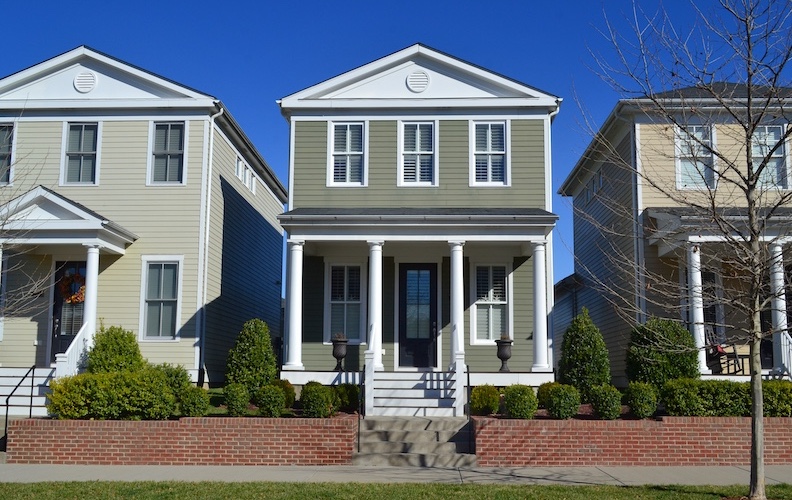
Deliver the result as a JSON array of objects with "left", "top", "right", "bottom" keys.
[
  {"left": 140, "top": 337, "right": 180, "bottom": 342},
  {"left": 146, "top": 182, "right": 187, "bottom": 187}
]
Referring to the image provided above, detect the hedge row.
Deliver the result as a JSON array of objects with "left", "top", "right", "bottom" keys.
[{"left": 663, "top": 379, "right": 792, "bottom": 417}]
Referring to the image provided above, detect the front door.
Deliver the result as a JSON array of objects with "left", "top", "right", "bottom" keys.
[
  {"left": 51, "top": 261, "right": 86, "bottom": 362},
  {"left": 399, "top": 263, "right": 437, "bottom": 368}
]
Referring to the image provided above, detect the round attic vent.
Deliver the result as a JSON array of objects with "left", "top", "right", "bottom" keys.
[
  {"left": 73, "top": 71, "right": 97, "bottom": 93},
  {"left": 406, "top": 71, "right": 430, "bottom": 93}
]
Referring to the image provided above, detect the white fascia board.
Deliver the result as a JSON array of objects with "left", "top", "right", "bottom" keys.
[
  {"left": 282, "top": 97, "right": 559, "bottom": 110},
  {"left": 283, "top": 227, "right": 553, "bottom": 241},
  {"left": 0, "top": 98, "right": 217, "bottom": 110}
]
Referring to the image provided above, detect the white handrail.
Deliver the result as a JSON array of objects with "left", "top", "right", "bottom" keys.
[{"left": 54, "top": 323, "right": 89, "bottom": 378}]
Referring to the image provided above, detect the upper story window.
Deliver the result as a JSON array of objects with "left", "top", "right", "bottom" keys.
[
  {"left": 329, "top": 123, "right": 365, "bottom": 186},
  {"left": 326, "top": 264, "right": 365, "bottom": 343},
  {"left": 471, "top": 264, "right": 509, "bottom": 344},
  {"left": 471, "top": 122, "right": 508, "bottom": 186},
  {"left": 0, "top": 125, "right": 12, "bottom": 184},
  {"left": 150, "top": 122, "right": 185, "bottom": 184},
  {"left": 752, "top": 125, "right": 788, "bottom": 189},
  {"left": 236, "top": 158, "right": 256, "bottom": 194},
  {"left": 63, "top": 123, "right": 99, "bottom": 184},
  {"left": 400, "top": 122, "right": 436, "bottom": 186},
  {"left": 676, "top": 125, "right": 715, "bottom": 190}
]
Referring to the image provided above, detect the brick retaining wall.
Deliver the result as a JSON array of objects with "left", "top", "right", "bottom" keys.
[
  {"left": 7, "top": 416, "right": 357, "bottom": 465},
  {"left": 474, "top": 416, "right": 792, "bottom": 466}
]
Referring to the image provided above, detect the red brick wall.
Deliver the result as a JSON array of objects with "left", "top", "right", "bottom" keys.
[
  {"left": 7, "top": 416, "right": 357, "bottom": 465},
  {"left": 474, "top": 416, "right": 792, "bottom": 466}
]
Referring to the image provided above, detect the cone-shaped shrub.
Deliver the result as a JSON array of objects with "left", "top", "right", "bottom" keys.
[
  {"left": 558, "top": 308, "right": 610, "bottom": 402},
  {"left": 225, "top": 319, "right": 277, "bottom": 397},
  {"left": 86, "top": 325, "right": 146, "bottom": 374}
]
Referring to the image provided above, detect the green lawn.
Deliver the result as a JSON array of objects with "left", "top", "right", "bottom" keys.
[{"left": 0, "top": 482, "right": 789, "bottom": 499}]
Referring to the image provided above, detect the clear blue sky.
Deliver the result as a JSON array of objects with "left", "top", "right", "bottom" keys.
[{"left": 2, "top": 0, "right": 711, "bottom": 283}]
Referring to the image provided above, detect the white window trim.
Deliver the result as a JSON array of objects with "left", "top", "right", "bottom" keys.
[
  {"left": 675, "top": 124, "right": 717, "bottom": 190},
  {"left": 752, "top": 124, "right": 790, "bottom": 190},
  {"left": 469, "top": 262, "right": 513, "bottom": 346},
  {"left": 323, "top": 261, "right": 368, "bottom": 345},
  {"left": 326, "top": 121, "right": 369, "bottom": 187},
  {"left": 146, "top": 121, "right": 188, "bottom": 186},
  {"left": 59, "top": 121, "right": 102, "bottom": 186},
  {"left": 139, "top": 255, "right": 184, "bottom": 342},
  {"left": 0, "top": 123, "right": 16, "bottom": 187},
  {"left": 235, "top": 157, "right": 257, "bottom": 194},
  {"left": 398, "top": 120, "right": 439, "bottom": 187},
  {"left": 469, "top": 120, "right": 511, "bottom": 187}
]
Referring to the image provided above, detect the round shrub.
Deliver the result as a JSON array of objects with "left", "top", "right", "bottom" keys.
[
  {"left": 86, "top": 325, "right": 146, "bottom": 374},
  {"left": 662, "top": 378, "right": 704, "bottom": 416},
  {"left": 764, "top": 380, "right": 792, "bottom": 417},
  {"left": 537, "top": 381, "right": 560, "bottom": 409},
  {"left": 225, "top": 319, "right": 277, "bottom": 397},
  {"left": 151, "top": 363, "right": 191, "bottom": 395},
  {"left": 625, "top": 382, "right": 657, "bottom": 419},
  {"left": 178, "top": 385, "right": 210, "bottom": 417},
  {"left": 273, "top": 379, "right": 296, "bottom": 409},
  {"left": 470, "top": 385, "right": 501, "bottom": 415},
  {"left": 626, "top": 318, "right": 699, "bottom": 389},
  {"left": 301, "top": 383, "right": 336, "bottom": 418},
  {"left": 254, "top": 385, "right": 286, "bottom": 417},
  {"left": 545, "top": 384, "right": 580, "bottom": 420},
  {"left": 589, "top": 384, "right": 622, "bottom": 420},
  {"left": 224, "top": 383, "right": 250, "bottom": 417},
  {"left": 503, "top": 384, "right": 538, "bottom": 419},
  {"left": 558, "top": 308, "right": 611, "bottom": 402},
  {"left": 334, "top": 383, "right": 360, "bottom": 413}
]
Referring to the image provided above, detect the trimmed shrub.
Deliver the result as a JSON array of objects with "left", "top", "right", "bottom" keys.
[
  {"left": 150, "top": 363, "right": 191, "bottom": 395},
  {"left": 225, "top": 319, "right": 277, "bottom": 397},
  {"left": 86, "top": 325, "right": 146, "bottom": 374},
  {"left": 300, "top": 382, "right": 336, "bottom": 418},
  {"left": 178, "top": 385, "right": 210, "bottom": 417},
  {"left": 334, "top": 383, "right": 360, "bottom": 413},
  {"left": 503, "top": 384, "right": 538, "bottom": 419},
  {"left": 625, "top": 382, "right": 657, "bottom": 419},
  {"left": 537, "top": 381, "right": 560, "bottom": 409},
  {"left": 224, "top": 383, "right": 250, "bottom": 417},
  {"left": 764, "top": 380, "right": 792, "bottom": 417},
  {"left": 697, "top": 379, "right": 749, "bottom": 417},
  {"left": 254, "top": 385, "right": 286, "bottom": 417},
  {"left": 662, "top": 378, "right": 705, "bottom": 416},
  {"left": 470, "top": 385, "right": 501, "bottom": 415},
  {"left": 558, "top": 308, "right": 611, "bottom": 402},
  {"left": 545, "top": 384, "right": 580, "bottom": 420},
  {"left": 589, "top": 384, "right": 622, "bottom": 420},
  {"left": 626, "top": 318, "right": 699, "bottom": 389},
  {"left": 273, "top": 379, "right": 296, "bottom": 409}
]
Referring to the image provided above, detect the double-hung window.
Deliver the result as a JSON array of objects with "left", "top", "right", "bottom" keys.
[
  {"left": 472, "top": 265, "right": 509, "bottom": 343},
  {"left": 64, "top": 123, "right": 99, "bottom": 184},
  {"left": 0, "top": 125, "right": 12, "bottom": 184},
  {"left": 141, "top": 257, "right": 182, "bottom": 339},
  {"left": 401, "top": 122, "right": 435, "bottom": 185},
  {"left": 472, "top": 122, "right": 508, "bottom": 185},
  {"left": 236, "top": 158, "right": 256, "bottom": 193},
  {"left": 151, "top": 122, "right": 185, "bottom": 183},
  {"left": 327, "top": 265, "right": 363, "bottom": 342},
  {"left": 330, "top": 123, "right": 365, "bottom": 185},
  {"left": 752, "top": 125, "right": 787, "bottom": 189},
  {"left": 676, "top": 125, "right": 715, "bottom": 189}
]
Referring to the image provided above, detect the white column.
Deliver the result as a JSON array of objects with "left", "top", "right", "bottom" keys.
[
  {"left": 368, "top": 241, "right": 384, "bottom": 371},
  {"left": 449, "top": 241, "right": 465, "bottom": 369},
  {"left": 83, "top": 244, "right": 100, "bottom": 349},
  {"left": 284, "top": 240, "right": 304, "bottom": 370},
  {"left": 770, "top": 243, "right": 788, "bottom": 372},
  {"left": 532, "top": 242, "right": 550, "bottom": 371},
  {"left": 687, "top": 243, "right": 710, "bottom": 374}
]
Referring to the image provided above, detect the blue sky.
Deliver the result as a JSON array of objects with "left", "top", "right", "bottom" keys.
[{"left": 2, "top": 0, "right": 709, "bottom": 283}]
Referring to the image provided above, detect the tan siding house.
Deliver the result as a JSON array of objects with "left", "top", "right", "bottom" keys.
[
  {"left": 278, "top": 44, "right": 561, "bottom": 416},
  {"left": 0, "top": 47, "right": 286, "bottom": 411}
]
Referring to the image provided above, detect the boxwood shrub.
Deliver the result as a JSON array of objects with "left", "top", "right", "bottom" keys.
[
  {"left": 300, "top": 382, "right": 336, "bottom": 418},
  {"left": 626, "top": 318, "right": 699, "bottom": 389},
  {"left": 86, "top": 325, "right": 146, "bottom": 374},
  {"left": 254, "top": 385, "right": 286, "bottom": 417},
  {"left": 224, "top": 383, "right": 250, "bottom": 417},
  {"left": 273, "top": 379, "right": 296, "bottom": 409},
  {"left": 179, "top": 385, "right": 210, "bottom": 417},
  {"left": 537, "top": 381, "right": 560, "bottom": 409},
  {"left": 589, "top": 384, "right": 622, "bottom": 420},
  {"left": 764, "top": 380, "right": 792, "bottom": 417},
  {"left": 545, "top": 384, "right": 580, "bottom": 420},
  {"left": 503, "top": 384, "right": 538, "bottom": 419},
  {"left": 558, "top": 308, "right": 610, "bottom": 403},
  {"left": 334, "top": 383, "right": 360, "bottom": 413},
  {"left": 662, "top": 378, "right": 752, "bottom": 417},
  {"left": 625, "top": 382, "right": 657, "bottom": 419},
  {"left": 225, "top": 319, "right": 278, "bottom": 398},
  {"left": 470, "top": 385, "right": 501, "bottom": 415}
]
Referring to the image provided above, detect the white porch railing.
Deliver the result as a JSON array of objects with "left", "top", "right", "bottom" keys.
[
  {"left": 776, "top": 331, "right": 792, "bottom": 381},
  {"left": 54, "top": 323, "right": 89, "bottom": 378}
]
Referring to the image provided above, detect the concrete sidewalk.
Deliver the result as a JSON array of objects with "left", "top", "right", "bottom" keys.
[{"left": 0, "top": 464, "right": 790, "bottom": 485}]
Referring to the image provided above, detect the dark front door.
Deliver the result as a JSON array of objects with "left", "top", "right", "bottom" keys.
[
  {"left": 399, "top": 263, "right": 437, "bottom": 368},
  {"left": 51, "top": 261, "right": 86, "bottom": 362}
]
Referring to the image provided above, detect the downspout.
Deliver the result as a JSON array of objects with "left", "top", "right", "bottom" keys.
[
  {"left": 198, "top": 104, "right": 224, "bottom": 385},
  {"left": 545, "top": 98, "right": 561, "bottom": 370}
]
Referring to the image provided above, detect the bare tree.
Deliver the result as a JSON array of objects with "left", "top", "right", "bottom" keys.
[{"left": 576, "top": 1, "right": 792, "bottom": 498}]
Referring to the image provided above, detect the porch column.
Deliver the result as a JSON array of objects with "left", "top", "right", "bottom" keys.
[
  {"left": 532, "top": 241, "right": 550, "bottom": 371},
  {"left": 770, "top": 243, "right": 788, "bottom": 373},
  {"left": 687, "top": 243, "right": 710, "bottom": 374},
  {"left": 449, "top": 241, "right": 465, "bottom": 368},
  {"left": 368, "top": 241, "right": 384, "bottom": 371},
  {"left": 83, "top": 244, "right": 100, "bottom": 349},
  {"left": 284, "top": 239, "right": 304, "bottom": 370}
]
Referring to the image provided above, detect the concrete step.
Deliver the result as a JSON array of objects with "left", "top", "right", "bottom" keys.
[
  {"left": 360, "top": 416, "right": 469, "bottom": 431},
  {"left": 360, "top": 429, "right": 465, "bottom": 443},
  {"left": 371, "top": 406, "right": 456, "bottom": 417},
  {"left": 357, "top": 441, "right": 460, "bottom": 454},
  {"left": 352, "top": 452, "right": 477, "bottom": 467}
]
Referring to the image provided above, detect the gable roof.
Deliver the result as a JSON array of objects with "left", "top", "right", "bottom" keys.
[{"left": 278, "top": 43, "right": 561, "bottom": 115}]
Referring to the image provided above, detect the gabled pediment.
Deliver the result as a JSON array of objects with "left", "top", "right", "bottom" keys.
[
  {"left": 0, "top": 46, "right": 215, "bottom": 109},
  {"left": 279, "top": 44, "right": 560, "bottom": 112}
]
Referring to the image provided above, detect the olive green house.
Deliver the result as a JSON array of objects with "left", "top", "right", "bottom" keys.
[
  {"left": 0, "top": 47, "right": 287, "bottom": 414},
  {"left": 278, "top": 45, "right": 561, "bottom": 416}
]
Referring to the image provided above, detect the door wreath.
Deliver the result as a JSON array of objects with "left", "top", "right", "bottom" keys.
[{"left": 59, "top": 273, "right": 86, "bottom": 304}]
